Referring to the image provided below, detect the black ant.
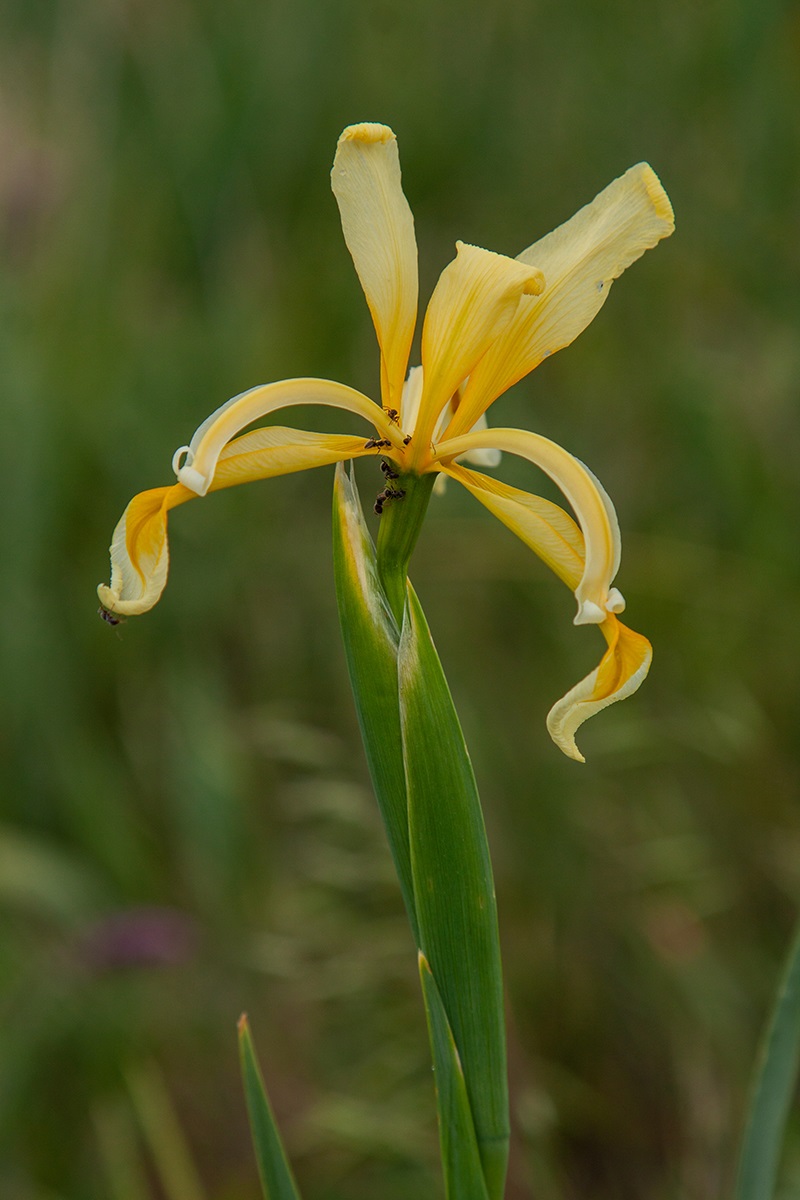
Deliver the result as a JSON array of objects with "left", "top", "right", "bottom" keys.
[
  {"left": 380, "top": 459, "right": 399, "bottom": 480},
  {"left": 374, "top": 485, "right": 405, "bottom": 516},
  {"left": 364, "top": 437, "right": 392, "bottom": 450},
  {"left": 402, "top": 435, "right": 412, "bottom": 446},
  {"left": 386, "top": 408, "right": 400, "bottom": 424},
  {"left": 98, "top": 604, "right": 126, "bottom": 628}
]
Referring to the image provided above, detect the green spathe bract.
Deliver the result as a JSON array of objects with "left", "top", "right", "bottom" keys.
[
  {"left": 331, "top": 463, "right": 417, "bottom": 938},
  {"left": 418, "top": 952, "right": 491, "bottom": 1200},
  {"left": 399, "top": 583, "right": 508, "bottom": 1198},
  {"left": 331, "top": 463, "right": 508, "bottom": 1199}
]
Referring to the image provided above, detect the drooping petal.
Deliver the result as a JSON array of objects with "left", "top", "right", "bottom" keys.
[
  {"left": 331, "top": 123, "right": 418, "bottom": 413},
  {"left": 99, "top": 429, "right": 383, "bottom": 616},
  {"left": 441, "top": 463, "right": 585, "bottom": 588},
  {"left": 97, "top": 484, "right": 191, "bottom": 617},
  {"left": 443, "top": 463, "right": 649, "bottom": 762},
  {"left": 410, "top": 243, "right": 544, "bottom": 463},
  {"left": 546, "top": 617, "right": 652, "bottom": 762},
  {"left": 444, "top": 164, "right": 674, "bottom": 438},
  {"left": 174, "top": 378, "right": 399, "bottom": 496},
  {"left": 436, "top": 427, "right": 623, "bottom": 624}
]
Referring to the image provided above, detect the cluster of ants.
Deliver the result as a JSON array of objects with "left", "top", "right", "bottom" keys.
[
  {"left": 374, "top": 458, "right": 405, "bottom": 515},
  {"left": 364, "top": 409, "right": 411, "bottom": 516}
]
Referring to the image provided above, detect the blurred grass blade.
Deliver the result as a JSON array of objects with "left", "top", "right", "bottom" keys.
[
  {"left": 735, "top": 918, "right": 800, "bottom": 1200},
  {"left": 399, "top": 585, "right": 508, "bottom": 1200},
  {"left": 93, "top": 1095, "right": 151, "bottom": 1200},
  {"left": 332, "top": 462, "right": 417, "bottom": 938},
  {"left": 125, "top": 1061, "right": 207, "bottom": 1200},
  {"left": 238, "top": 1015, "right": 302, "bottom": 1200},
  {"left": 418, "top": 952, "right": 491, "bottom": 1200}
]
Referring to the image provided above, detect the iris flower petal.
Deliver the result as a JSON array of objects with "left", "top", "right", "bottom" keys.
[
  {"left": 331, "top": 123, "right": 418, "bottom": 413},
  {"left": 175, "top": 378, "right": 399, "bottom": 496},
  {"left": 411, "top": 243, "right": 544, "bottom": 460},
  {"left": 546, "top": 617, "right": 653, "bottom": 762},
  {"left": 442, "top": 463, "right": 585, "bottom": 587},
  {"left": 212, "top": 427, "right": 377, "bottom": 488},
  {"left": 444, "top": 163, "right": 674, "bottom": 438},
  {"left": 436, "top": 427, "right": 621, "bottom": 625},
  {"left": 442, "top": 464, "right": 649, "bottom": 761},
  {"left": 97, "top": 485, "right": 190, "bottom": 617},
  {"left": 99, "top": 429, "right": 381, "bottom": 616}
]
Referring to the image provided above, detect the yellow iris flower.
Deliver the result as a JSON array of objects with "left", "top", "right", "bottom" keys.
[{"left": 98, "top": 122, "right": 674, "bottom": 761}]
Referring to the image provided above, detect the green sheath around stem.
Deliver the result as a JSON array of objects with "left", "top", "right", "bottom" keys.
[{"left": 334, "top": 464, "right": 508, "bottom": 1200}]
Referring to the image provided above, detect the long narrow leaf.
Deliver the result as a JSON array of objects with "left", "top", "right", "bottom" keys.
[
  {"left": 735, "top": 919, "right": 800, "bottom": 1200},
  {"left": 418, "top": 952, "right": 491, "bottom": 1200},
  {"left": 238, "top": 1015, "right": 302, "bottom": 1200},
  {"left": 332, "top": 463, "right": 417, "bottom": 938},
  {"left": 399, "top": 585, "right": 508, "bottom": 1200}
]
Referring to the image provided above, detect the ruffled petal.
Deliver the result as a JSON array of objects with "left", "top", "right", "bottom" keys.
[
  {"left": 546, "top": 617, "right": 652, "bottom": 762},
  {"left": 99, "top": 430, "right": 383, "bottom": 617},
  {"left": 436, "top": 427, "right": 622, "bottom": 625},
  {"left": 444, "top": 164, "right": 674, "bottom": 438},
  {"left": 411, "top": 243, "right": 544, "bottom": 461},
  {"left": 174, "top": 378, "right": 398, "bottom": 496},
  {"left": 331, "top": 123, "right": 418, "bottom": 413}
]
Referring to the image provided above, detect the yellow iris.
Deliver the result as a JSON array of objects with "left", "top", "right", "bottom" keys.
[{"left": 98, "top": 122, "right": 674, "bottom": 761}]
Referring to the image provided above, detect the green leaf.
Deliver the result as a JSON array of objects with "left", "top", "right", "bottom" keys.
[
  {"left": 332, "top": 463, "right": 417, "bottom": 938},
  {"left": 399, "top": 585, "right": 508, "bottom": 1200},
  {"left": 238, "top": 1015, "right": 302, "bottom": 1200},
  {"left": 418, "top": 952, "right": 491, "bottom": 1200},
  {"left": 735, "top": 918, "right": 800, "bottom": 1200}
]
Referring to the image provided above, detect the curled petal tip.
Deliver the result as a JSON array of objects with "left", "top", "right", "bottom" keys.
[
  {"left": 338, "top": 122, "right": 395, "bottom": 146},
  {"left": 176, "top": 465, "right": 209, "bottom": 495},
  {"left": 547, "top": 618, "right": 653, "bottom": 762},
  {"left": 574, "top": 599, "right": 606, "bottom": 625},
  {"left": 97, "top": 583, "right": 121, "bottom": 614},
  {"left": 606, "top": 586, "right": 626, "bottom": 614},
  {"left": 172, "top": 445, "right": 209, "bottom": 496},
  {"left": 453, "top": 237, "right": 546, "bottom": 296},
  {"left": 637, "top": 162, "right": 675, "bottom": 231}
]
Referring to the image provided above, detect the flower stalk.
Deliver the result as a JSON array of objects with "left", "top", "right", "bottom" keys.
[
  {"left": 334, "top": 464, "right": 507, "bottom": 1199},
  {"left": 376, "top": 469, "right": 436, "bottom": 625}
]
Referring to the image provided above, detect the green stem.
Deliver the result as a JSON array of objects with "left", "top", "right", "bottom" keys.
[{"left": 376, "top": 470, "right": 435, "bottom": 625}]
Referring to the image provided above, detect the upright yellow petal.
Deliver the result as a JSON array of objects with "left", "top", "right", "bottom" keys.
[
  {"left": 411, "top": 243, "right": 544, "bottom": 464},
  {"left": 174, "top": 378, "right": 399, "bottom": 496},
  {"left": 331, "top": 123, "right": 418, "bottom": 413},
  {"left": 547, "top": 617, "right": 653, "bottom": 762},
  {"left": 444, "top": 164, "right": 674, "bottom": 438},
  {"left": 436, "top": 427, "right": 624, "bottom": 625}
]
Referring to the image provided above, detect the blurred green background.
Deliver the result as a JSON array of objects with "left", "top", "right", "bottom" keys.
[{"left": 1, "top": 0, "right": 799, "bottom": 1197}]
